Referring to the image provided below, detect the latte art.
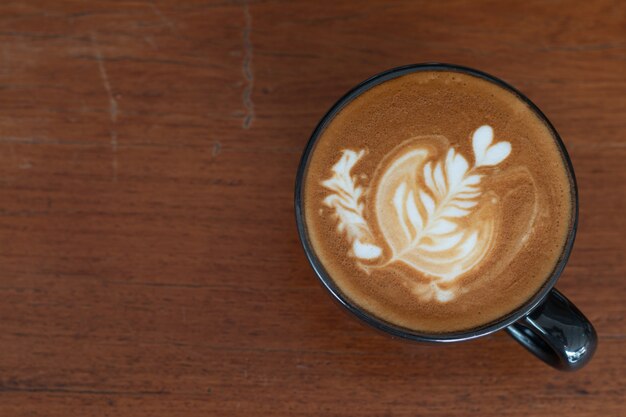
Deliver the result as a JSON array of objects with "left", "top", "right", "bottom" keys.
[
  {"left": 322, "top": 125, "right": 516, "bottom": 302},
  {"left": 303, "top": 69, "right": 573, "bottom": 333}
]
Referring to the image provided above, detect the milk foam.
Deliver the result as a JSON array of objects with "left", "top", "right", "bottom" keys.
[{"left": 321, "top": 125, "right": 514, "bottom": 302}]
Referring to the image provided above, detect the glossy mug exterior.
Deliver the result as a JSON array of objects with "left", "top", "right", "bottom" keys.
[{"left": 294, "top": 63, "right": 597, "bottom": 371}]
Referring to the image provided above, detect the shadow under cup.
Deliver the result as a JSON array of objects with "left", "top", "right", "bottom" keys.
[{"left": 294, "top": 63, "right": 597, "bottom": 371}]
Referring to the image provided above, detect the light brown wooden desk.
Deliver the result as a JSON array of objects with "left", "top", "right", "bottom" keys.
[{"left": 0, "top": 1, "right": 624, "bottom": 415}]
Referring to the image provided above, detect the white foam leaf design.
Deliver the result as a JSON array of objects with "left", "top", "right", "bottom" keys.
[
  {"left": 405, "top": 191, "right": 423, "bottom": 233},
  {"left": 322, "top": 125, "right": 513, "bottom": 302},
  {"left": 419, "top": 190, "right": 435, "bottom": 215},
  {"left": 321, "top": 149, "right": 382, "bottom": 260},
  {"left": 473, "top": 125, "right": 512, "bottom": 167},
  {"left": 375, "top": 125, "right": 512, "bottom": 285}
]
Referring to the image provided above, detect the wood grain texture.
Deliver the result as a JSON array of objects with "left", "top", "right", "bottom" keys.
[{"left": 0, "top": 0, "right": 624, "bottom": 415}]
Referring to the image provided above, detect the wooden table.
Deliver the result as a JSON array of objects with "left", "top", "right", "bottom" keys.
[{"left": 0, "top": 1, "right": 624, "bottom": 416}]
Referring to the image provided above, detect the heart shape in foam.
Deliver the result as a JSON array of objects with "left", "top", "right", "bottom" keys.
[{"left": 472, "top": 125, "right": 512, "bottom": 167}]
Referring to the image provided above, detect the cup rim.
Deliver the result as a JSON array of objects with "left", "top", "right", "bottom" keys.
[{"left": 294, "top": 63, "right": 579, "bottom": 343}]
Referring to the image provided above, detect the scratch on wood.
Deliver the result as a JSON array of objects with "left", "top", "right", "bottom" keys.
[
  {"left": 143, "top": 35, "right": 157, "bottom": 50},
  {"left": 150, "top": 4, "right": 181, "bottom": 37},
  {"left": 242, "top": 1, "right": 254, "bottom": 129},
  {"left": 90, "top": 32, "right": 119, "bottom": 181},
  {"left": 212, "top": 140, "right": 222, "bottom": 158}
]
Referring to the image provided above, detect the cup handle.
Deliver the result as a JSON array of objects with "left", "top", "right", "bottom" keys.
[{"left": 505, "top": 288, "right": 597, "bottom": 371}]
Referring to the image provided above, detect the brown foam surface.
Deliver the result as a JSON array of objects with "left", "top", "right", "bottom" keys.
[{"left": 303, "top": 69, "right": 573, "bottom": 334}]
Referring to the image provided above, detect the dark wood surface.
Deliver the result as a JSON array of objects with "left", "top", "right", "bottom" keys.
[{"left": 0, "top": 1, "right": 624, "bottom": 416}]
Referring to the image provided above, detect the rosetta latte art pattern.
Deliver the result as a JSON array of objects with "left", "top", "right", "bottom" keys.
[{"left": 321, "top": 125, "right": 512, "bottom": 302}]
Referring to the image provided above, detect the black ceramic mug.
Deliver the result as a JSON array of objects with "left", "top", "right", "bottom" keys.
[{"left": 295, "top": 63, "right": 597, "bottom": 371}]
